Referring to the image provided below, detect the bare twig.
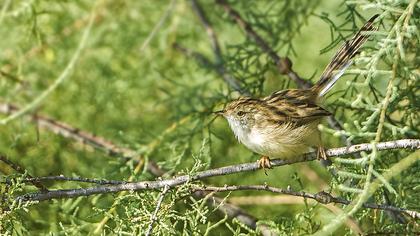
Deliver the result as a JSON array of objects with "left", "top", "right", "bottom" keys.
[
  {"left": 195, "top": 185, "right": 419, "bottom": 219},
  {"left": 0, "top": 155, "right": 48, "bottom": 192},
  {"left": 145, "top": 185, "right": 170, "bottom": 236},
  {"left": 190, "top": 0, "right": 249, "bottom": 95},
  {"left": 16, "top": 139, "right": 419, "bottom": 202},
  {"left": 17, "top": 176, "right": 127, "bottom": 185}
]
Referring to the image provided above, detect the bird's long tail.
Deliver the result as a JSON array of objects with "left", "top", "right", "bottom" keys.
[{"left": 311, "top": 14, "right": 379, "bottom": 97}]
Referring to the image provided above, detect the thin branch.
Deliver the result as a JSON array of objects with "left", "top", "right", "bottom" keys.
[
  {"left": 194, "top": 185, "right": 419, "bottom": 219},
  {"left": 215, "top": 0, "right": 311, "bottom": 89},
  {"left": 16, "top": 176, "right": 127, "bottom": 185},
  {"left": 145, "top": 185, "right": 170, "bottom": 236},
  {"left": 191, "top": 0, "right": 222, "bottom": 63},
  {"left": 190, "top": 0, "right": 249, "bottom": 95},
  {"left": 16, "top": 139, "right": 419, "bottom": 202},
  {"left": 0, "top": 155, "right": 48, "bottom": 192}
]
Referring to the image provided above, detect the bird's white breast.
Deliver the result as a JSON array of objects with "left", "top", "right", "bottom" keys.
[
  {"left": 227, "top": 117, "right": 318, "bottom": 159},
  {"left": 226, "top": 116, "right": 271, "bottom": 154}
]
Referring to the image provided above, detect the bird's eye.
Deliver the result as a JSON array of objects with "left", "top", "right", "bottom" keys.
[{"left": 237, "top": 111, "right": 245, "bottom": 116}]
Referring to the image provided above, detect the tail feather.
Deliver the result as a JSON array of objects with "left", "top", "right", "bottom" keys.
[{"left": 312, "top": 14, "right": 379, "bottom": 97}]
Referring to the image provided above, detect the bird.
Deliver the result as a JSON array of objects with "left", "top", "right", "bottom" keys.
[{"left": 216, "top": 15, "right": 379, "bottom": 170}]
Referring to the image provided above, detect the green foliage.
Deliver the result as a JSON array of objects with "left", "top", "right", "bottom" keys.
[{"left": 0, "top": 0, "right": 418, "bottom": 235}]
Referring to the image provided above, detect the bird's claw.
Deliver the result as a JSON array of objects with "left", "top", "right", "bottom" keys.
[
  {"left": 317, "top": 146, "right": 328, "bottom": 160},
  {"left": 257, "top": 156, "right": 272, "bottom": 175}
]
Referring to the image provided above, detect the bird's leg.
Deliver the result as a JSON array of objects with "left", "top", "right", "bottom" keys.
[
  {"left": 257, "top": 156, "right": 272, "bottom": 175},
  {"left": 316, "top": 131, "right": 328, "bottom": 160},
  {"left": 317, "top": 146, "right": 328, "bottom": 160}
]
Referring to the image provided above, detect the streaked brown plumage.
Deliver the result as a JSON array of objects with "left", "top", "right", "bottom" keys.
[{"left": 219, "top": 15, "right": 379, "bottom": 167}]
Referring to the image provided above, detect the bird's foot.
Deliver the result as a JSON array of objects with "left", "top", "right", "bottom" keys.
[
  {"left": 317, "top": 146, "right": 328, "bottom": 160},
  {"left": 257, "top": 156, "right": 272, "bottom": 175}
]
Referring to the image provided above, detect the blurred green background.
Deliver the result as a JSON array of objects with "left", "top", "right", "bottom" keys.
[{"left": 0, "top": 0, "right": 418, "bottom": 235}]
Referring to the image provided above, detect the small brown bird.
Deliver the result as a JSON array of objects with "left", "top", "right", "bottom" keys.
[{"left": 217, "top": 15, "right": 379, "bottom": 169}]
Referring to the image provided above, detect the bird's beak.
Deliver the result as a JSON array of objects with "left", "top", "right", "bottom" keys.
[{"left": 213, "top": 110, "right": 225, "bottom": 116}]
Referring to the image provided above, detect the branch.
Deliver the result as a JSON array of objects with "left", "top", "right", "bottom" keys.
[
  {"left": 145, "top": 185, "right": 169, "bottom": 236},
  {"left": 0, "top": 155, "right": 48, "bottom": 192},
  {"left": 215, "top": 0, "right": 311, "bottom": 89},
  {"left": 16, "top": 139, "right": 419, "bottom": 202},
  {"left": 195, "top": 185, "right": 419, "bottom": 219},
  {"left": 16, "top": 175, "right": 127, "bottom": 185},
  {"left": 9, "top": 174, "right": 274, "bottom": 234},
  {"left": 190, "top": 0, "right": 250, "bottom": 96},
  {"left": 15, "top": 176, "right": 274, "bottom": 235}
]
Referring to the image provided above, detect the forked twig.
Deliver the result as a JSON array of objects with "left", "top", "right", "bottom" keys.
[{"left": 145, "top": 185, "right": 170, "bottom": 236}]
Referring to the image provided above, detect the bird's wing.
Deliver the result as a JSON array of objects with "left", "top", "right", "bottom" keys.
[{"left": 263, "top": 89, "right": 331, "bottom": 125}]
